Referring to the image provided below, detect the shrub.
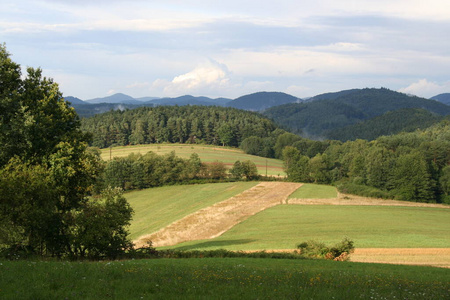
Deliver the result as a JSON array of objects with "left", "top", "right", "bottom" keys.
[{"left": 297, "top": 238, "right": 355, "bottom": 261}]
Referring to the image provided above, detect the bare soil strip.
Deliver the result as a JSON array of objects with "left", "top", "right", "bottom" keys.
[
  {"left": 134, "top": 182, "right": 302, "bottom": 248},
  {"left": 288, "top": 192, "right": 450, "bottom": 208}
]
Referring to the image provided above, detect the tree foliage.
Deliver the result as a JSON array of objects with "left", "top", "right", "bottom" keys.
[
  {"left": 0, "top": 45, "right": 132, "bottom": 258},
  {"left": 283, "top": 120, "right": 450, "bottom": 203},
  {"left": 80, "top": 105, "right": 281, "bottom": 149}
]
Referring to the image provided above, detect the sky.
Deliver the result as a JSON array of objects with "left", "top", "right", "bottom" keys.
[{"left": 1, "top": 0, "right": 450, "bottom": 100}]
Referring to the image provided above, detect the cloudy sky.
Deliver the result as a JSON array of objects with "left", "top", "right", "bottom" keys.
[{"left": 1, "top": 0, "right": 449, "bottom": 100}]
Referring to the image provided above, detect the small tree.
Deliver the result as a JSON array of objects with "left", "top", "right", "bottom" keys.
[
  {"left": 70, "top": 187, "right": 133, "bottom": 259},
  {"left": 241, "top": 160, "right": 258, "bottom": 180},
  {"left": 230, "top": 160, "right": 244, "bottom": 179}
]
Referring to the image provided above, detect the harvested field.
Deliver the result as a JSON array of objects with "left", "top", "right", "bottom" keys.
[
  {"left": 288, "top": 192, "right": 450, "bottom": 208},
  {"left": 242, "top": 248, "right": 450, "bottom": 268},
  {"left": 350, "top": 248, "right": 450, "bottom": 268},
  {"left": 134, "top": 182, "right": 302, "bottom": 248}
]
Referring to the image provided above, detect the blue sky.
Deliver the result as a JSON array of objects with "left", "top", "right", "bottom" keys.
[{"left": 1, "top": 0, "right": 449, "bottom": 99}]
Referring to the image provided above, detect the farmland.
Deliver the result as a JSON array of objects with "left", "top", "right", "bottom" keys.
[
  {"left": 126, "top": 182, "right": 258, "bottom": 240},
  {"left": 99, "top": 144, "right": 286, "bottom": 176},
  {"left": 125, "top": 183, "right": 450, "bottom": 268},
  {"left": 167, "top": 205, "right": 450, "bottom": 251}
]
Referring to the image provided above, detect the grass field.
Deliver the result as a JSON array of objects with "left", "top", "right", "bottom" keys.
[
  {"left": 100, "top": 144, "right": 286, "bottom": 176},
  {"left": 2, "top": 258, "right": 449, "bottom": 299},
  {"left": 126, "top": 182, "right": 259, "bottom": 240},
  {"left": 288, "top": 183, "right": 337, "bottom": 199},
  {"left": 167, "top": 205, "right": 450, "bottom": 251}
]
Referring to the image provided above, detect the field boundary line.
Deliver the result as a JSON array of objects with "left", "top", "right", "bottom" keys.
[{"left": 289, "top": 192, "right": 450, "bottom": 208}]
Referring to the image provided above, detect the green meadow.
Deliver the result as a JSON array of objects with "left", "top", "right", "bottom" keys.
[
  {"left": 1, "top": 258, "right": 449, "bottom": 299},
  {"left": 100, "top": 144, "right": 286, "bottom": 176},
  {"left": 126, "top": 182, "right": 258, "bottom": 240},
  {"left": 167, "top": 205, "right": 450, "bottom": 251},
  {"left": 288, "top": 183, "right": 338, "bottom": 199}
]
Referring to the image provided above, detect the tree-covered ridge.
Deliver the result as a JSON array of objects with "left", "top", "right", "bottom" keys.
[
  {"left": 264, "top": 88, "right": 450, "bottom": 139},
  {"left": 327, "top": 108, "right": 446, "bottom": 141},
  {"left": 80, "top": 105, "right": 282, "bottom": 148},
  {"left": 226, "top": 91, "right": 300, "bottom": 111},
  {"left": 282, "top": 119, "right": 450, "bottom": 203}
]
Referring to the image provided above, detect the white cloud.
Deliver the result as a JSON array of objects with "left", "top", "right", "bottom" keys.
[
  {"left": 399, "top": 79, "right": 450, "bottom": 98},
  {"left": 151, "top": 60, "right": 233, "bottom": 97}
]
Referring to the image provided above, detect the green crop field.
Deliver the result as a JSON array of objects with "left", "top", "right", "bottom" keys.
[
  {"left": 167, "top": 205, "right": 450, "bottom": 251},
  {"left": 99, "top": 143, "right": 286, "bottom": 176},
  {"left": 2, "top": 258, "right": 448, "bottom": 299},
  {"left": 126, "top": 182, "right": 259, "bottom": 240},
  {"left": 288, "top": 183, "right": 338, "bottom": 199}
]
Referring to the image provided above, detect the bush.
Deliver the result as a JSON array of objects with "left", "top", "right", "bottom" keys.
[{"left": 297, "top": 238, "right": 355, "bottom": 261}]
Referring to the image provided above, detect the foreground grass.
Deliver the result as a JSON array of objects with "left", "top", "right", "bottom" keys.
[
  {"left": 168, "top": 205, "right": 450, "bottom": 251},
  {"left": 126, "top": 182, "right": 258, "bottom": 240},
  {"left": 288, "top": 183, "right": 337, "bottom": 199},
  {"left": 1, "top": 258, "right": 448, "bottom": 299},
  {"left": 100, "top": 143, "right": 286, "bottom": 176}
]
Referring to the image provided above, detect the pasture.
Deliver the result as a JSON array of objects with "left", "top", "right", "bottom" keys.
[
  {"left": 99, "top": 143, "right": 286, "bottom": 176},
  {"left": 168, "top": 205, "right": 450, "bottom": 251},
  {"left": 288, "top": 183, "right": 337, "bottom": 199},
  {"left": 2, "top": 258, "right": 449, "bottom": 299}
]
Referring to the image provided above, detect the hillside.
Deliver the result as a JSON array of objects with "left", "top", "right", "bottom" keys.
[
  {"left": 431, "top": 93, "right": 450, "bottom": 105},
  {"left": 85, "top": 93, "right": 142, "bottom": 104},
  {"left": 326, "top": 108, "right": 445, "bottom": 141},
  {"left": 263, "top": 88, "right": 450, "bottom": 139},
  {"left": 227, "top": 91, "right": 300, "bottom": 111}
]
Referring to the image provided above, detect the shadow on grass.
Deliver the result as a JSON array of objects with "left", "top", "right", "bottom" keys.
[{"left": 170, "top": 239, "right": 256, "bottom": 251}]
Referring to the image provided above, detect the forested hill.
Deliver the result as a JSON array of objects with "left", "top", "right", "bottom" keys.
[
  {"left": 431, "top": 93, "right": 450, "bottom": 105},
  {"left": 226, "top": 91, "right": 300, "bottom": 111},
  {"left": 326, "top": 108, "right": 446, "bottom": 141},
  {"left": 263, "top": 88, "right": 450, "bottom": 139},
  {"left": 80, "top": 106, "right": 284, "bottom": 148}
]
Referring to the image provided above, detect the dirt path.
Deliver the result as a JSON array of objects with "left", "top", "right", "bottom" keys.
[
  {"left": 134, "top": 182, "right": 302, "bottom": 248},
  {"left": 288, "top": 193, "right": 450, "bottom": 208}
]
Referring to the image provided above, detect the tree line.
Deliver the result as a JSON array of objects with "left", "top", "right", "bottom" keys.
[
  {"left": 98, "top": 151, "right": 259, "bottom": 191},
  {"left": 281, "top": 121, "right": 450, "bottom": 203},
  {"left": 80, "top": 105, "right": 280, "bottom": 148}
]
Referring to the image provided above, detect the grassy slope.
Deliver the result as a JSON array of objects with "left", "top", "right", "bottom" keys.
[
  {"left": 128, "top": 183, "right": 449, "bottom": 250},
  {"left": 126, "top": 182, "right": 258, "bottom": 240},
  {"left": 100, "top": 144, "right": 286, "bottom": 176},
  {"left": 2, "top": 258, "right": 449, "bottom": 299},
  {"left": 168, "top": 205, "right": 450, "bottom": 251},
  {"left": 288, "top": 183, "right": 337, "bottom": 199}
]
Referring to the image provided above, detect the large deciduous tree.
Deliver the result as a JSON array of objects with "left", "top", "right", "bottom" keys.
[{"left": 0, "top": 44, "right": 132, "bottom": 258}]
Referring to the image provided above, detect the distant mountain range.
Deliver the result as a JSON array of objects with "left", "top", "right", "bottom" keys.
[
  {"left": 65, "top": 91, "right": 299, "bottom": 117},
  {"left": 431, "top": 93, "right": 450, "bottom": 105},
  {"left": 263, "top": 88, "right": 450, "bottom": 140},
  {"left": 66, "top": 89, "right": 450, "bottom": 141}
]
